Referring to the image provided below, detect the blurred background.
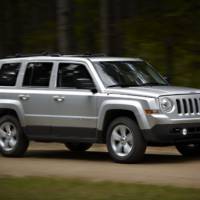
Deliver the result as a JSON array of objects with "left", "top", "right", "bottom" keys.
[{"left": 0, "top": 0, "right": 200, "bottom": 87}]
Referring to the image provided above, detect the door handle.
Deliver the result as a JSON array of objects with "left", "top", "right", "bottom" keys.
[
  {"left": 19, "top": 94, "right": 30, "bottom": 101},
  {"left": 53, "top": 96, "right": 65, "bottom": 102}
]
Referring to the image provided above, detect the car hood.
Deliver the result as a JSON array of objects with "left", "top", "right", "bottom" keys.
[{"left": 106, "top": 86, "right": 200, "bottom": 98}]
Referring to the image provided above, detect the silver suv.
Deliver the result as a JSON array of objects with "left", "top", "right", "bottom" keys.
[{"left": 0, "top": 54, "right": 200, "bottom": 163}]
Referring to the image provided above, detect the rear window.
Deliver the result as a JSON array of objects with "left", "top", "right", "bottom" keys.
[{"left": 0, "top": 63, "right": 21, "bottom": 86}]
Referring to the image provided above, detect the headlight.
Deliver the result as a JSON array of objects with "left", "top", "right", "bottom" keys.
[{"left": 160, "top": 97, "right": 174, "bottom": 113}]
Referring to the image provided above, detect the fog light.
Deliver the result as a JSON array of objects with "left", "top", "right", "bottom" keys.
[{"left": 182, "top": 128, "right": 188, "bottom": 136}]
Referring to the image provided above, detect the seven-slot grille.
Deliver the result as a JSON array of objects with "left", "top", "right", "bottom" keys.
[{"left": 176, "top": 97, "right": 200, "bottom": 115}]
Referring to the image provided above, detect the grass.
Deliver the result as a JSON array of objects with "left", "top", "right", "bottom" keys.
[{"left": 0, "top": 177, "right": 200, "bottom": 200}]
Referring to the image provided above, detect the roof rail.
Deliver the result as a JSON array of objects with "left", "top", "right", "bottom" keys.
[
  {"left": 3, "top": 53, "right": 107, "bottom": 59},
  {"left": 63, "top": 53, "right": 107, "bottom": 57},
  {"left": 5, "top": 52, "right": 62, "bottom": 59}
]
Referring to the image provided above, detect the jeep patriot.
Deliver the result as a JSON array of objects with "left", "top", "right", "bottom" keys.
[{"left": 0, "top": 54, "right": 200, "bottom": 163}]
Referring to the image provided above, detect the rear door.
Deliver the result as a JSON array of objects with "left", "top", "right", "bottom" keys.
[{"left": 19, "top": 62, "right": 54, "bottom": 139}]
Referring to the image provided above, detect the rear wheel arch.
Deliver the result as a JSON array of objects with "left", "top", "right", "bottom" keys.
[
  {"left": 0, "top": 108, "right": 21, "bottom": 122},
  {"left": 0, "top": 101, "right": 25, "bottom": 127}
]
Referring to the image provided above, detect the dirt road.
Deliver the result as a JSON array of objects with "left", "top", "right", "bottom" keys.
[{"left": 0, "top": 143, "right": 200, "bottom": 188}]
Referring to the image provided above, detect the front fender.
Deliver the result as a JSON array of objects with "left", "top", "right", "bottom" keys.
[
  {"left": 97, "top": 99, "right": 150, "bottom": 130},
  {"left": 0, "top": 100, "right": 25, "bottom": 126}
]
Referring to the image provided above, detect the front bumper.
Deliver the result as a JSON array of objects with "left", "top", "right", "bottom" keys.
[
  {"left": 147, "top": 113, "right": 200, "bottom": 128},
  {"left": 142, "top": 123, "right": 200, "bottom": 145}
]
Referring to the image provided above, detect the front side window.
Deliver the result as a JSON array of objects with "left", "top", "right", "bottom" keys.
[
  {"left": 93, "top": 61, "right": 168, "bottom": 87},
  {"left": 23, "top": 62, "right": 53, "bottom": 87},
  {"left": 0, "top": 63, "right": 21, "bottom": 86},
  {"left": 57, "top": 63, "right": 95, "bottom": 89}
]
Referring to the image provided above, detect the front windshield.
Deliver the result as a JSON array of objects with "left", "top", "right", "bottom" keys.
[{"left": 93, "top": 61, "right": 168, "bottom": 87}]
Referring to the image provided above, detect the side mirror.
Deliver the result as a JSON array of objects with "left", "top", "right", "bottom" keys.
[
  {"left": 76, "top": 78, "right": 97, "bottom": 93},
  {"left": 91, "top": 88, "right": 98, "bottom": 94},
  {"left": 163, "top": 76, "right": 170, "bottom": 83}
]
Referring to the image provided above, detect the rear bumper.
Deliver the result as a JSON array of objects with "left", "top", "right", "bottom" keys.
[{"left": 142, "top": 123, "right": 200, "bottom": 145}]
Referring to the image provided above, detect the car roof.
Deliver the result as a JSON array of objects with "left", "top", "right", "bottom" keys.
[
  {"left": 0, "top": 56, "right": 143, "bottom": 63},
  {"left": 89, "top": 57, "right": 142, "bottom": 62}
]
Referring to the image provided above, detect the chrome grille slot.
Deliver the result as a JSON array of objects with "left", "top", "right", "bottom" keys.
[
  {"left": 194, "top": 98, "right": 199, "bottom": 113},
  {"left": 183, "top": 99, "right": 188, "bottom": 114},
  {"left": 189, "top": 99, "right": 193, "bottom": 113},
  {"left": 176, "top": 99, "right": 181, "bottom": 114},
  {"left": 176, "top": 96, "right": 200, "bottom": 115}
]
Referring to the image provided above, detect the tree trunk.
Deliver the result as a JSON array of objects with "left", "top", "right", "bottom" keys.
[
  {"left": 57, "top": 0, "right": 74, "bottom": 54},
  {"left": 100, "top": 0, "right": 109, "bottom": 55},
  {"left": 108, "top": 0, "right": 122, "bottom": 56},
  {"left": 165, "top": 37, "right": 174, "bottom": 83}
]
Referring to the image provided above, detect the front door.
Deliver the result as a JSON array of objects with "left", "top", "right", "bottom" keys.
[{"left": 50, "top": 62, "right": 97, "bottom": 141}]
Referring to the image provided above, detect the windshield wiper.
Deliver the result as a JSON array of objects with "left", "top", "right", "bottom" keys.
[
  {"left": 107, "top": 84, "right": 137, "bottom": 88},
  {"left": 139, "top": 82, "right": 168, "bottom": 86},
  {"left": 107, "top": 82, "right": 168, "bottom": 88}
]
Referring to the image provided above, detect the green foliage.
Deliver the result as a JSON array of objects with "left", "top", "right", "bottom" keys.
[
  {"left": 0, "top": 177, "right": 200, "bottom": 200},
  {"left": 0, "top": 0, "right": 200, "bottom": 87},
  {"left": 73, "top": 0, "right": 100, "bottom": 53}
]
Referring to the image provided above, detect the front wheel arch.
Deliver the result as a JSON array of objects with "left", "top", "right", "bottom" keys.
[{"left": 101, "top": 110, "right": 139, "bottom": 142}]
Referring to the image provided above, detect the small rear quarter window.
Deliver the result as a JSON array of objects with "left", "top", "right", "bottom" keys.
[{"left": 0, "top": 63, "right": 21, "bottom": 86}]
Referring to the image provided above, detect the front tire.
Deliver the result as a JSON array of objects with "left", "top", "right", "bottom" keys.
[
  {"left": 176, "top": 144, "right": 200, "bottom": 157},
  {"left": 0, "top": 115, "right": 29, "bottom": 157},
  {"left": 106, "top": 117, "right": 146, "bottom": 163},
  {"left": 65, "top": 142, "right": 92, "bottom": 152}
]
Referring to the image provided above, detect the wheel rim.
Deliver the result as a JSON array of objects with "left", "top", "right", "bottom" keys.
[
  {"left": 111, "top": 124, "right": 134, "bottom": 157},
  {"left": 0, "top": 122, "right": 18, "bottom": 152}
]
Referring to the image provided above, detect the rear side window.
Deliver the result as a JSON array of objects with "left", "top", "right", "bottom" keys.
[
  {"left": 23, "top": 62, "right": 53, "bottom": 87},
  {"left": 0, "top": 63, "right": 21, "bottom": 86}
]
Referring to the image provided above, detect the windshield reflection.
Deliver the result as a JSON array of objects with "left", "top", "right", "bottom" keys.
[{"left": 93, "top": 61, "right": 168, "bottom": 88}]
